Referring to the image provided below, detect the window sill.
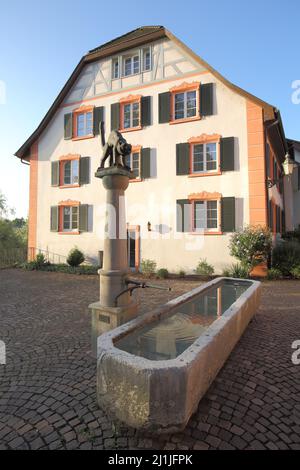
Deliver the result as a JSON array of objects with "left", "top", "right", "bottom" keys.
[
  {"left": 119, "top": 126, "right": 142, "bottom": 133},
  {"left": 72, "top": 134, "right": 94, "bottom": 141},
  {"left": 58, "top": 231, "right": 80, "bottom": 235},
  {"left": 129, "top": 178, "right": 142, "bottom": 183},
  {"left": 189, "top": 231, "right": 223, "bottom": 236},
  {"left": 59, "top": 184, "right": 80, "bottom": 189},
  {"left": 170, "top": 116, "right": 201, "bottom": 125},
  {"left": 188, "top": 171, "right": 221, "bottom": 178}
]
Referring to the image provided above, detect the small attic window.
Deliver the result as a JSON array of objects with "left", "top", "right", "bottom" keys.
[
  {"left": 142, "top": 47, "right": 151, "bottom": 71},
  {"left": 111, "top": 47, "right": 152, "bottom": 80},
  {"left": 112, "top": 58, "right": 119, "bottom": 79}
]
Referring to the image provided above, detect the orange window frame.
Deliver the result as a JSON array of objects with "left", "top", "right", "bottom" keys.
[
  {"left": 72, "top": 105, "right": 94, "bottom": 141},
  {"left": 170, "top": 82, "right": 200, "bottom": 125},
  {"left": 188, "top": 192, "right": 222, "bottom": 235},
  {"left": 58, "top": 200, "right": 80, "bottom": 235},
  {"left": 59, "top": 154, "right": 80, "bottom": 188},
  {"left": 119, "top": 95, "right": 142, "bottom": 132},
  {"left": 188, "top": 134, "right": 221, "bottom": 177}
]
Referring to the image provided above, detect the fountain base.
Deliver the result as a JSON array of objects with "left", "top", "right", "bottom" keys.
[{"left": 89, "top": 300, "right": 138, "bottom": 357}]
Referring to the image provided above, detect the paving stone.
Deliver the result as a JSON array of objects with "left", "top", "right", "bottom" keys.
[{"left": 0, "top": 271, "right": 299, "bottom": 450}]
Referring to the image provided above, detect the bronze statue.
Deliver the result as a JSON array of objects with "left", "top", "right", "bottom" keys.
[{"left": 99, "top": 122, "right": 131, "bottom": 168}]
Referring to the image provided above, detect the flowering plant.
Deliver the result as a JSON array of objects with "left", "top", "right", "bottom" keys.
[{"left": 229, "top": 225, "right": 272, "bottom": 275}]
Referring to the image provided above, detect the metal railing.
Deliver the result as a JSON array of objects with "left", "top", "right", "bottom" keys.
[{"left": 28, "top": 247, "right": 100, "bottom": 266}]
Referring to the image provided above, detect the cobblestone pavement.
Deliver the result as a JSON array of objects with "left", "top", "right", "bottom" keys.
[{"left": 0, "top": 269, "right": 299, "bottom": 450}]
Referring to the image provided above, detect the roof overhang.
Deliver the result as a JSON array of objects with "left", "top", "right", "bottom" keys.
[{"left": 15, "top": 26, "right": 282, "bottom": 159}]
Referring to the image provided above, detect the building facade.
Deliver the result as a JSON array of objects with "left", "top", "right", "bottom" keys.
[{"left": 15, "top": 26, "right": 294, "bottom": 274}]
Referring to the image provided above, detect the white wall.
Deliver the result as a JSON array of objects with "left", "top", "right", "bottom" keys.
[{"left": 36, "top": 39, "right": 250, "bottom": 274}]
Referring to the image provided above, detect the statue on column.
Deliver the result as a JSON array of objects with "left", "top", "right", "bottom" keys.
[{"left": 98, "top": 122, "right": 132, "bottom": 169}]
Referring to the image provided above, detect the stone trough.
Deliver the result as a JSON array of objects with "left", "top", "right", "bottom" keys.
[{"left": 96, "top": 277, "right": 261, "bottom": 433}]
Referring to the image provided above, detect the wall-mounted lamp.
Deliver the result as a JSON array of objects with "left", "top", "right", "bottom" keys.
[
  {"left": 147, "top": 221, "right": 152, "bottom": 232},
  {"left": 282, "top": 153, "right": 297, "bottom": 176},
  {"left": 267, "top": 153, "right": 297, "bottom": 188}
]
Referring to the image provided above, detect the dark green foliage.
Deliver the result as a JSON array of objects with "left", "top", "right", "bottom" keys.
[
  {"left": 195, "top": 259, "right": 214, "bottom": 276},
  {"left": 21, "top": 262, "right": 99, "bottom": 275},
  {"left": 67, "top": 248, "right": 85, "bottom": 267},
  {"left": 266, "top": 268, "right": 282, "bottom": 280},
  {"left": 156, "top": 268, "right": 169, "bottom": 279},
  {"left": 222, "top": 263, "right": 249, "bottom": 279},
  {"left": 229, "top": 225, "right": 272, "bottom": 275},
  {"left": 272, "top": 241, "right": 300, "bottom": 276}
]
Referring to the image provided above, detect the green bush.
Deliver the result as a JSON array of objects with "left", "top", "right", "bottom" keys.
[
  {"left": 282, "top": 228, "right": 300, "bottom": 243},
  {"left": 229, "top": 225, "right": 272, "bottom": 276},
  {"left": 178, "top": 269, "right": 186, "bottom": 277},
  {"left": 291, "top": 266, "right": 300, "bottom": 279},
  {"left": 156, "top": 268, "right": 169, "bottom": 279},
  {"left": 141, "top": 259, "right": 157, "bottom": 278},
  {"left": 36, "top": 252, "right": 47, "bottom": 267},
  {"left": 67, "top": 247, "right": 85, "bottom": 267},
  {"left": 267, "top": 268, "right": 282, "bottom": 280},
  {"left": 20, "top": 262, "right": 98, "bottom": 275},
  {"left": 222, "top": 266, "right": 231, "bottom": 277},
  {"left": 195, "top": 258, "right": 214, "bottom": 276},
  {"left": 222, "top": 263, "right": 249, "bottom": 279},
  {"left": 272, "top": 241, "right": 300, "bottom": 276}
]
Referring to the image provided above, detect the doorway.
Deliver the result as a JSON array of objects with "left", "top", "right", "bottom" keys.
[{"left": 127, "top": 225, "right": 140, "bottom": 271}]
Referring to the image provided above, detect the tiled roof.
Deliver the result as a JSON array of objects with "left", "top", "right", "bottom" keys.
[{"left": 87, "top": 26, "right": 164, "bottom": 55}]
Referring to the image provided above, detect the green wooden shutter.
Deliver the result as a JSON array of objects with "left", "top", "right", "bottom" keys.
[
  {"left": 64, "top": 113, "right": 73, "bottom": 140},
  {"left": 79, "top": 204, "right": 89, "bottom": 232},
  {"left": 200, "top": 83, "right": 213, "bottom": 116},
  {"left": 268, "top": 201, "right": 273, "bottom": 231},
  {"left": 50, "top": 206, "right": 59, "bottom": 232},
  {"left": 220, "top": 137, "right": 235, "bottom": 171},
  {"left": 276, "top": 206, "right": 281, "bottom": 233},
  {"left": 158, "top": 92, "right": 171, "bottom": 123},
  {"left": 93, "top": 106, "right": 104, "bottom": 135},
  {"left": 79, "top": 157, "right": 90, "bottom": 185},
  {"left": 176, "top": 199, "right": 191, "bottom": 232},
  {"left": 176, "top": 143, "right": 190, "bottom": 175},
  {"left": 141, "top": 96, "right": 151, "bottom": 127},
  {"left": 51, "top": 161, "right": 59, "bottom": 186},
  {"left": 282, "top": 209, "right": 285, "bottom": 233},
  {"left": 141, "top": 148, "right": 151, "bottom": 178},
  {"left": 111, "top": 102, "right": 120, "bottom": 131},
  {"left": 221, "top": 197, "right": 235, "bottom": 232}
]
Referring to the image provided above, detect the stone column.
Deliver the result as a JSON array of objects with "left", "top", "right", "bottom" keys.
[{"left": 89, "top": 166, "right": 138, "bottom": 357}]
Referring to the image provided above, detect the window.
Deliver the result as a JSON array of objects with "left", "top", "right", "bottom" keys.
[
  {"left": 123, "top": 54, "right": 140, "bottom": 76},
  {"left": 62, "top": 160, "right": 79, "bottom": 186},
  {"left": 122, "top": 101, "right": 140, "bottom": 129},
  {"left": 193, "top": 200, "right": 218, "bottom": 231},
  {"left": 125, "top": 150, "right": 140, "bottom": 179},
  {"left": 112, "top": 58, "right": 119, "bottom": 79},
  {"left": 62, "top": 206, "right": 79, "bottom": 232},
  {"left": 112, "top": 48, "right": 152, "bottom": 79},
  {"left": 142, "top": 47, "right": 151, "bottom": 71},
  {"left": 174, "top": 90, "right": 197, "bottom": 120},
  {"left": 192, "top": 142, "right": 217, "bottom": 173},
  {"left": 76, "top": 111, "right": 93, "bottom": 137}
]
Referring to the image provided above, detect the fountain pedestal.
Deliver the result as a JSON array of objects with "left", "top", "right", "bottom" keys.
[{"left": 89, "top": 166, "right": 138, "bottom": 356}]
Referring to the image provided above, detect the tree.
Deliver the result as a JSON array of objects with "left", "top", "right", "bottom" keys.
[
  {"left": 0, "top": 191, "right": 7, "bottom": 217},
  {"left": 229, "top": 225, "right": 272, "bottom": 275}
]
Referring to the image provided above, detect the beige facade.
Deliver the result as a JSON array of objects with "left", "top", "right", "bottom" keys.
[{"left": 16, "top": 27, "right": 291, "bottom": 274}]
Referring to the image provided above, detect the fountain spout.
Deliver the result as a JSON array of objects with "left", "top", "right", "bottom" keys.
[{"left": 114, "top": 279, "right": 171, "bottom": 307}]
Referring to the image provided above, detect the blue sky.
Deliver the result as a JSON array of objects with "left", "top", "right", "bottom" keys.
[{"left": 0, "top": 0, "right": 299, "bottom": 217}]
